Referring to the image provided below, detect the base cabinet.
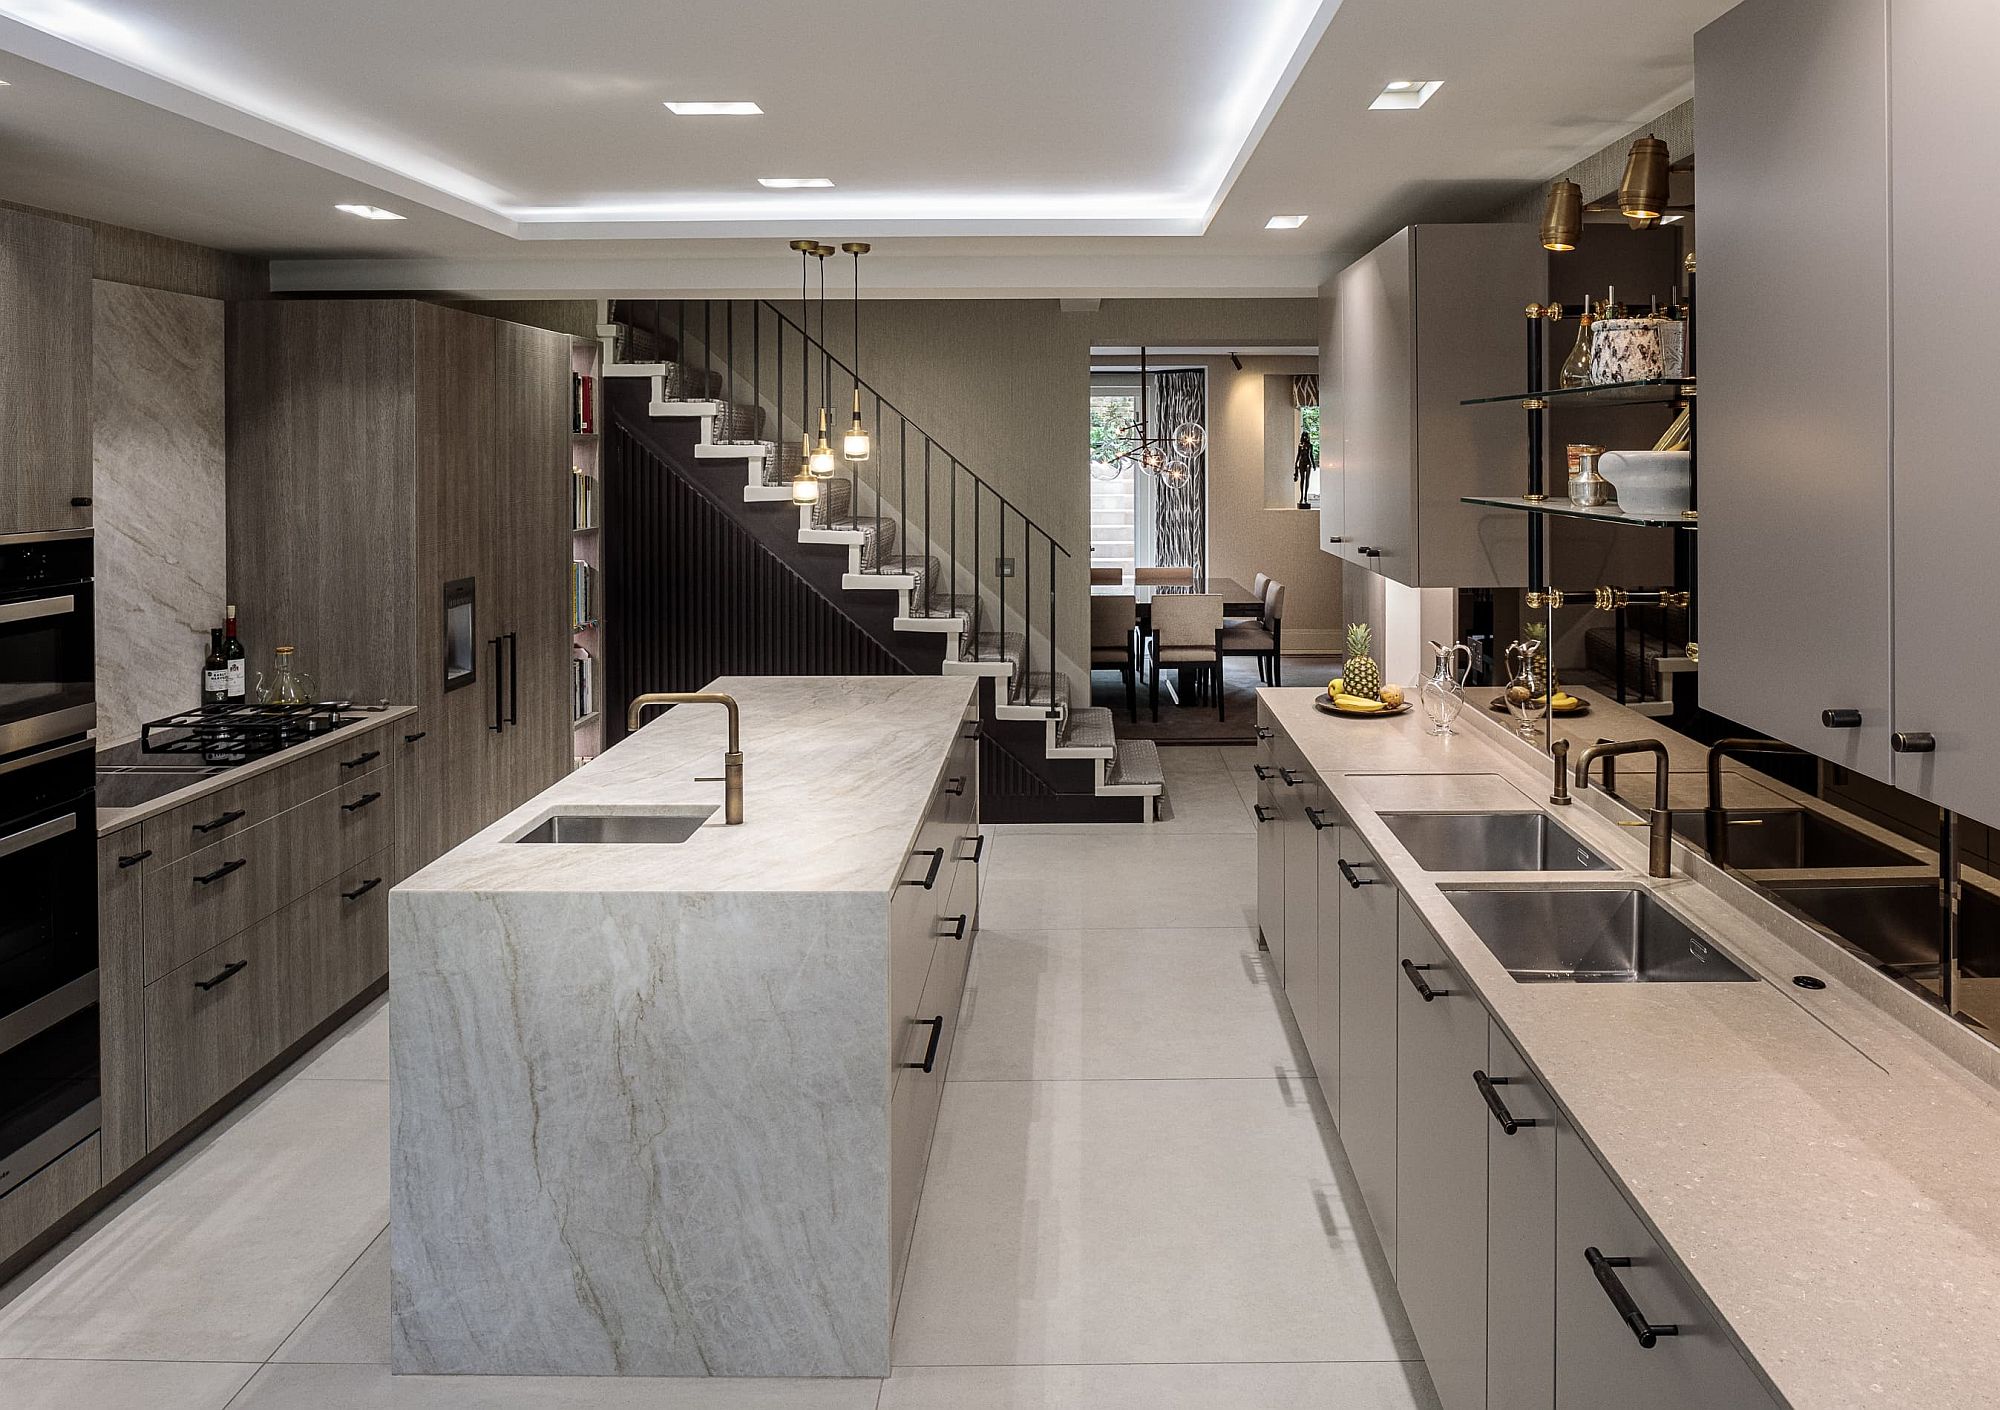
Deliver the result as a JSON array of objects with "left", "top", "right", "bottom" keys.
[
  {"left": 1485, "top": 1027, "right": 1558, "bottom": 1410},
  {"left": 1280, "top": 750, "right": 1321, "bottom": 1060},
  {"left": 1335, "top": 824, "right": 1399, "bottom": 1267},
  {"left": 1254, "top": 715, "right": 1287, "bottom": 979},
  {"left": 1312, "top": 821, "right": 1345, "bottom": 1121}
]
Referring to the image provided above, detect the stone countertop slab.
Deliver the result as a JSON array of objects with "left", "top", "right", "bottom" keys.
[{"left": 1260, "top": 684, "right": 2000, "bottom": 1410}]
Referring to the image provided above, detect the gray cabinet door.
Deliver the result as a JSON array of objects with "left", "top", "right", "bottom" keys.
[
  {"left": 96, "top": 828, "right": 147, "bottom": 1180},
  {"left": 1280, "top": 750, "right": 1319, "bottom": 1055},
  {"left": 1395, "top": 904, "right": 1490, "bottom": 1410},
  {"left": 1338, "top": 229, "right": 1415, "bottom": 579},
  {"left": 1254, "top": 711, "right": 1286, "bottom": 980},
  {"left": 1486, "top": 1026, "right": 1557, "bottom": 1410},
  {"left": 1313, "top": 822, "right": 1344, "bottom": 1122},
  {"left": 1696, "top": 0, "right": 1896, "bottom": 782},
  {"left": 1335, "top": 824, "right": 1399, "bottom": 1269},
  {"left": 1318, "top": 288, "right": 1347, "bottom": 559},
  {"left": 0, "top": 209, "right": 91, "bottom": 536},
  {"left": 1554, "top": 1124, "right": 1781, "bottom": 1410},
  {"left": 1888, "top": 0, "right": 2000, "bottom": 819}
]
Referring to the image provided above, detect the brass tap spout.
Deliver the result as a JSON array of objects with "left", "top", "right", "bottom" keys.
[
  {"left": 626, "top": 693, "right": 745, "bottom": 825},
  {"left": 1575, "top": 738, "right": 1673, "bottom": 877}
]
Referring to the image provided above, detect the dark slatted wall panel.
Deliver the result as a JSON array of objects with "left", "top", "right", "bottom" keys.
[
  {"left": 980, "top": 733, "right": 1058, "bottom": 803},
  {"left": 603, "top": 424, "right": 909, "bottom": 745}
]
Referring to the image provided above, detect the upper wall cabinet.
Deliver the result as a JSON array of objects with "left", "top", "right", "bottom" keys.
[
  {"left": 0, "top": 209, "right": 92, "bottom": 537},
  {"left": 1322, "top": 224, "right": 1539, "bottom": 589}
]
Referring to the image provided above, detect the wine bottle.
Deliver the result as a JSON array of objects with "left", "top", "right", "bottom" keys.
[
  {"left": 202, "top": 628, "right": 229, "bottom": 705},
  {"left": 223, "top": 605, "right": 247, "bottom": 703}
]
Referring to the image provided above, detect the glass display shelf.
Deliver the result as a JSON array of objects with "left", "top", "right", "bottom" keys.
[
  {"left": 1460, "top": 378, "right": 1695, "bottom": 408},
  {"left": 1460, "top": 495, "right": 1698, "bottom": 529}
]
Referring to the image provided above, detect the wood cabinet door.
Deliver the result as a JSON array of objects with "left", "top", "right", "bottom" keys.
[
  {"left": 1313, "top": 822, "right": 1344, "bottom": 1123},
  {"left": 1337, "top": 229, "right": 1414, "bottom": 579},
  {"left": 1280, "top": 754, "right": 1320, "bottom": 1066},
  {"left": 1335, "top": 824, "right": 1399, "bottom": 1269},
  {"left": 1394, "top": 904, "right": 1489, "bottom": 1410},
  {"left": 1696, "top": 0, "right": 1896, "bottom": 781},
  {"left": 96, "top": 828, "right": 147, "bottom": 1179},
  {"left": 0, "top": 209, "right": 91, "bottom": 536},
  {"left": 1486, "top": 1026, "right": 1557, "bottom": 1410}
]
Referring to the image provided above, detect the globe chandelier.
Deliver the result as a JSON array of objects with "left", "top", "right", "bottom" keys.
[{"left": 1091, "top": 344, "right": 1206, "bottom": 484}]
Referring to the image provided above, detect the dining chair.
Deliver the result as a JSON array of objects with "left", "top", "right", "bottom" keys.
[
  {"left": 1222, "top": 580, "right": 1285, "bottom": 685},
  {"left": 1090, "top": 593, "right": 1141, "bottom": 722},
  {"left": 1090, "top": 566, "right": 1124, "bottom": 585},
  {"left": 1147, "top": 593, "right": 1225, "bottom": 722},
  {"left": 1134, "top": 564, "right": 1196, "bottom": 586},
  {"left": 1228, "top": 571, "right": 1273, "bottom": 631}
]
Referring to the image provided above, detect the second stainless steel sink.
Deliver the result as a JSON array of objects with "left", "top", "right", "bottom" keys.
[
  {"left": 1763, "top": 879, "right": 1998, "bottom": 979},
  {"left": 1441, "top": 886, "right": 1757, "bottom": 983},
  {"left": 1380, "top": 812, "right": 1613, "bottom": 873},
  {"left": 1672, "top": 809, "right": 1920, "bottom": 870},
  {"left": 515, "top": 807, "right": 718, "bottom": 844}
]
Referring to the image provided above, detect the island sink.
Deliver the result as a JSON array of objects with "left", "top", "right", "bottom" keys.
[
  {"left": 514, "top": 806, "right": 717, "bottom": 844},
  {"left": 1380, "top": 811, "right": 1612, "bottom": 872},
  {"left": 1442, "top": 886, "right": 1757, "bottom": 983}
]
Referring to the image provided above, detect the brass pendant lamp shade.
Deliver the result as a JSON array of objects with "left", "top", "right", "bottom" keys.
[
  {"left": 1541, "top": 178, "right": 1583, "bottom": 252},
  {"left": 1618, "top": 136, "right": 1671, "bottom": 221},
  {"left": 842, "top": 242, "right": 872, "bottom": 462}
]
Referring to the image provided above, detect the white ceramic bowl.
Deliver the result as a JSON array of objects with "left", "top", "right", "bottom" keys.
[{"left": 1598, "top": 450, "right": 1692, "bottom": 517}]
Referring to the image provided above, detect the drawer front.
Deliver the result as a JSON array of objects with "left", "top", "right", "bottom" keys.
[
  {"left": 889, "top": 1045, "right": 948, "bottom": 1304},
  {"left": 330, "top": 766, "right": 395, "bottom": 870},
  {"left": 297, "top": 853, "right": 392, "bottom": 1032},
  {"left": 0, "top": 1133, "right": 100, "bottom": 1268},
  {"left": 291, "top": 723, "right": 393, "bottom": 802},
  {"left": 140, "top": 761, "right": 298, "bottom": 871},
  {"left": 889, "top": 881, "right": 939, "bottom": 1076},
  {"left": 144, "top": 915, "right": 292, "bottom": 1144}
]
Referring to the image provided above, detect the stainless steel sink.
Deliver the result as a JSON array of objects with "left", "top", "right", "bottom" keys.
[
  {"left": 515, "top": 807, "right": 717, "bottom": 844},
  {"left": 1668, "top": 808, "right": 1920, "bottom": 869},
  {"left": 1441, "top": 887, "right": 1757, "bottom": 983},
  {"left": 1763, "top": 880, "right": 1998, "bottom": 979},
  {"left": 1380, "top": 812, "right": 1613, "bottom": 873}
]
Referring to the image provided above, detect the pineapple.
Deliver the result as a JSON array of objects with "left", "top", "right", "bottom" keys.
[
  {"left": 1524, "top": 621, "right": 1552, "bottom": 700},
  {"left": 1344, "top": 623, "right": 1382, "bottom": 700}
]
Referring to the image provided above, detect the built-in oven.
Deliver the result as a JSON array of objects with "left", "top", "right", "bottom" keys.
[{"left": 0, "top": 530, "right": 95, "bottom": 759}]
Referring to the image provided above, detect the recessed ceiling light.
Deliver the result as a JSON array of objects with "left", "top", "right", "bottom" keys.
[
  {"left": 334, "top": 204, "right": 406, "bottom": 221},
  {"left": 1265, "top": 214, "right": 1308, "bottom": 230},
  {"left": 1369, "top": 79, "right": 1444, "bottom": 111},
  {"left": 758, "top": 177, "right": 834, "bottom": 189},
  {"left": 664, "top": 101, "right": 762, "bottom": 116}
]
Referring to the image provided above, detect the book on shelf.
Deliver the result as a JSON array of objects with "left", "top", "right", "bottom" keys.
[
  {"left": 571, "top": 372, "right": 596, "bottom": 433},
  {"left": 571, "top": 468, "right": 597, "bottom": 530},
  {"left": 571, "top": 644, "right": 596, "bottom": 723},
  {"left": 570, "top": 558, "right": 596, "bottom": 632}
]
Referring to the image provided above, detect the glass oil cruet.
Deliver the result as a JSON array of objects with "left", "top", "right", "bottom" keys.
[
  {"left": 1558, "top": 298, "right": 1597, "bottom": 388},
  {"left": 1503, "top": 638, "right": 1549, "bottom": 739},
  {"left": 255, "top": 645, "right": 307, "bottom": 706},
  {"left": 1418, "top": 638, "right": 1474, "bottom": 737}
]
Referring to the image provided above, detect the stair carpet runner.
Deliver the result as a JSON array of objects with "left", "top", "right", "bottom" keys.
[{"left": 599, "top": 309, "right": 1163, "bottom": 815}]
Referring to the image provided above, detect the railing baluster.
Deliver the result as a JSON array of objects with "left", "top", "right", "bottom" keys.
[
  {"left": 1048, "top": 537, "right": 1057, "bottom": 717},
  {"left": 999, "top": 500, "right": 1007, "bottom": 676},
  {"left": 703, "top": 301, "right": 712, "bottom": 395},
  {"left": 973, "top": 478, "right": 982, "bottom": 668},
  {"left": 752, "top": 302, "right": 760, "bottom": 433},
  {"left": 677, "top": 300, "right": 686, "bottom": 377},
  {"left": 1023, "top": 509, "right": 1032, "bottom": 691},
  {"left": 945, "top": 443, "right": 954, "bottom": 621}
]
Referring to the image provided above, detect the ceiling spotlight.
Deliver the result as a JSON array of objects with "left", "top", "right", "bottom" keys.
[
  {"left": 759, "top": 177, "right": 834, "bottom": 189},
  {"left": 1369, "top": 79, "right": 1444, "bottom": 111},
  {"left": 664, "top": 101, "right": 762, "bottom": 115},
  {"left": 334, "top": 204, "right": 405, "bottom": 221},
  {"left": 1265, "top": 214, "right": 1308, "bottom": 230},
  {"left": 1540, "top": 179, "right": 1582, "bottom": 252},
  {"left": 1618, "top": 136, "right": 1671, "bottom": 220}
]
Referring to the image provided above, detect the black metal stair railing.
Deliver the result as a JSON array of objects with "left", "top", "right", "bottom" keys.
[{"left": 609, "top": 299, "right": 1071, "bottom": 715}]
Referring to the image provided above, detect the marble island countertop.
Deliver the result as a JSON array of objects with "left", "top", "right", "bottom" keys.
[
  {"left": 1260, "top": 685, "right": 2000, "bottom": 1410},
  {"left": 401, "top": 675, "right": 975, "bottom": 897}
]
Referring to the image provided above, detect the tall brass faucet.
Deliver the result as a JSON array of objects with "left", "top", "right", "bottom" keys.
[
  {"left": 1575, "top": 738, "right": 1673, "bottom": 877},
  {"left": 626, "top": 693, "right": 744, "bottom": 824}
]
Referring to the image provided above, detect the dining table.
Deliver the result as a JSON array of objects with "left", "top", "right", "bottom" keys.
[{"left": 1089, "top": 575, "right": 1262, "bottom": 627}]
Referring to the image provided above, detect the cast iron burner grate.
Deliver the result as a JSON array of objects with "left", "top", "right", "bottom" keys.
[{"left": 140, "top": 701, "right": 361, "bottom": 760}]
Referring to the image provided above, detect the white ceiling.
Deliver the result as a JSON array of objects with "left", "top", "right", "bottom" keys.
[{"left": 0, "top": 0, "right": 1735, "bottom": 296}]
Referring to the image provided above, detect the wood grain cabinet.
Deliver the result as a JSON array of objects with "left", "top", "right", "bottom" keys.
[
  {"left": 95, "top": 830, "right": 148, "bottom": 1181},
  {"left": 0, "top": 208, "right": 92, "bottom": 536}
]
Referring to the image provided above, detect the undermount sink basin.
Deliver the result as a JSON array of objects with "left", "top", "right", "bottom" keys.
[
  {"left": 1380, "top": 811, "right": 1613, "bottom": 873},
  {"left": 1441, "top": 886, "right": 1756, "bottom": 983},
  {"left": 1763, "top": 880, "right": 1999, "bottom": 980},
  {"left": 1668, "top": 809, "right": 1920, "bottom": 870},
  {"left": 515, "top": 807, "right": 717, "bottom": 844}
]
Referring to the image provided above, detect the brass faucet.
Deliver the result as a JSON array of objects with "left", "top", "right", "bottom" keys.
[
  {"left": 626, "top": 693, "right": 744, "bottom": 825},
  {"left": 1575, "top": 738, "right": 1673, "bottom": 877},
  {"left": 1549, "top": 738, "right": 1572, "bottom": 806},
  {"left": 1704, "top": 737, "right": 1808, "bottom": 866}
]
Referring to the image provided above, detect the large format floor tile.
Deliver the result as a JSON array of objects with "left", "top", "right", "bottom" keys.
[
  {"left": 0, "top": 1359, "right": 257, "bottom": 1410},
  {"left": 273, "top": 1227, "right": 389, "bottom": 1364},
  {"left": 952, "top": 926, "right": 1305, "bottom": 1080},
  {"left": 878, "top": 1361, "right": 1440, "bottom": 1410},
  {"left": 228, "top": 1363, "right": 883, "bottom": 1408},
  {"left": 296, "top": 997, "right": 389, "bottom": 1082},
  {"left": 893, "top": 1078, "right": 1416, "bottom": 1367},
  {"left": 977, "top": 832, "right": 1258, "bottom": 932}
]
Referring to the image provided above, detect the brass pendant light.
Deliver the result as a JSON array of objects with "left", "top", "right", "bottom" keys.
[
  {"left": 809, "top": 243, "right": 838, "bottom": 477},
  {"left": 1540, "top": 178, "right": 1582, "bottom": 252},
  {"left": 1617, "top": 136, "right": 1671, "bottom": 221},
  {"left": 841, "top": 242, "right": 872, "bottom": 461},
  {"left": 789, "top": 239, "right": 826, "bottom": 499}
]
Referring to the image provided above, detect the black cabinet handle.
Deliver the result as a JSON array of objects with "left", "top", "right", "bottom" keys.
[
  {"left": 956, "top": 834, "right": 986, "bottom": 864},
  {"left": 904, "top": 1016, "right": 945, "bottom": 1073},
  {"left": 340, "top": 750, "right": 381, "bottom": 770},
  {"left": 505, "top": 631, "right": 519, "bottom": 725},
  {"left": 945, "top": 776, "right": 966, "bottom": 796},
  {"left": 1253, "top": 764, "right": 1277, "bottom": 780},
  {"left": 1279, "top": 768, "right": 1305, "bottom": 786},
  {"left": 489, "top": 638, "right": 505, "bottom": 732},
  {"left": 1254, "top": 804, "right": 1278, "bottom": 823},
  {"left": 195, "top": 858, "right": 248, "bottom": 886},
  {"left": 194, "top": 959, "right": 248, "bottom": 992},
  {"left": 342, "top": 877, "right": 383, "bottom": 902},
  {"left": 192, "top": 808, "right": 246, "bottom": 835},
  {"left": 1474, "top": 1071, "right": 1536, "bottom": 1135},
  {"left": 1337, "top": 858, "right": 1376, "bottom": 888},
  {"left": 1821, "top": 710, "right": 1862, "bottom": 729},
  {"left": 1892, "top": 731, "right": 1935, "bottom": 754},
  {"left": 904, "top": 848, "right": 945, "bottom": 889},
  {"left": 961, "top": 722, "right": 981, "bottom": 740},
  {"left": 117, "top": 848, "right": 153, "bottom": 868},
  {"left": 71, "top": 496, "right": 93, "bottom": 508},
  {"left": 1401, "top": 958, "right": 1451, "bottom": 1001},
  {"left": 940, "top": 914, "right": 969, "bottom": 940},
  {"left": 403, "top": 731, "right": 428, "bottom": 744},
  {"left": 1305, "top": 807, "right": 1332, "bottom": 831},
  {"left": 1256, "top": 727, "right": 1273, "bottom": 740},
  {"left": 1327, "top": 535, "right": 1345, "bottom": 544},
  {"left": 1358, "top": 546, "right": 1383, "bottom": 558},
  {"left": 1584, "top": 1247, "right": 1680, "bottom": 1349},
  {"left": 341, "top": 791, "right": 383, "bottom": 814}
]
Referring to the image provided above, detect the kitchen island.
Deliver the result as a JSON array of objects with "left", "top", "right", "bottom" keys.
[{"left": 388, "top": 676, "right": 981, "bottom": 1378}]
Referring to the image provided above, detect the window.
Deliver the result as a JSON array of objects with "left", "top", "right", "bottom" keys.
[{"left": 1299, "top": 403, "right": 1321, "bottom": 505}]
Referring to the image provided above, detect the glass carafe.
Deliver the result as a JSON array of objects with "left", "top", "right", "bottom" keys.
[
  {"left": 1416, "top": 639, "right": 1473, "bottom": 737},
  {"left": 255, "top": 645, "right": 307, "bottom": 706},
  {"left": 1558, "top": 304, "right": 1596, "bottom": 387},
  {"left": 1502, "top": 639, "right": 1549, "bottom": 739}
]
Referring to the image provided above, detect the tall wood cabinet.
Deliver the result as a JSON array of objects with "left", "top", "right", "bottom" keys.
[
  {"left": 0, "top": 208, "right": 92, "bottom": 535},
  {"left": 227, "top": 301, "right": 572, "bottom": 875}
]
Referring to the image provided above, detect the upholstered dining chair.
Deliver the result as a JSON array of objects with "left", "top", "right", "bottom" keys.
[
  {"left": 1222, "top": 579, "right": 1285, "bottom": 685},
  {"left": 1090, "top": 566, "right": 1124, "bottom": 585},
  {"left": 1134, "top": 564, "right": 1196, "bottom": 586},
  {"left": 1090, "top": 593, "right": 1141, "bottom": 722},
  {"left": 1147, "top": 592, "right": 1226, "bottom": 722},
  {"left": 1229, "top": 571, "right": 1274, "bottom": 631}
]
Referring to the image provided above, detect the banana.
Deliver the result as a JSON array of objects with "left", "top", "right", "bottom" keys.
[{"left": 1334, "top": 693, "right": 1386, "bottom": 713}]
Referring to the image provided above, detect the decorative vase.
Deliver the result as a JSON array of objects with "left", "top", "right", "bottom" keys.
[
  {"left": 1599, "top": 450, "right": 1692, "bottom": 517},
  {"left": 1567, "top": 444, "right": 1612, "bottom": 508},
  {"left": 1588, "top": 318, "right": 1666, "bottom": 384}
]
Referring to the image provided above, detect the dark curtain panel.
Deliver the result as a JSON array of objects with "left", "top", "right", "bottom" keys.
[
  {"left": 1291, "top": 373, "right": 1320, "bottom": 408},
  {"left": 1151, "top": 368, "right": 1206, "bottom": 575}
]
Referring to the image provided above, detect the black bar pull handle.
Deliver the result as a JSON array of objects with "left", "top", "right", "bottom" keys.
[
  {"left": 489, "top": 638, "right": 505, "bottom": 732},
  {"left": 341, "top": 791, "right": 383, "bottom": 814},
  {"left": 505, "top": 631, "right": 520, "bottom": 725},
  {"left": 1584, "top": 1247, "right": 1680, "bottom": 1349},
  {"left": 1279, "top": 768, "right": 1305, "bottom": 786},
  {"left": 940, "top": 914, "right": 969, "bottom": 940},
  {"left": 340, "top": 750, "right": 381, "bottom": 770},
  {"left": 904, "top": 848, "right": 945, "bottom": 889},
  {"left": 1358, "top": 546, "right": 1383, "bottom": 558},
  {"left": 118, "top": 848, "right": 153, "bottom": 869},
  {"left": 403, "top": 731, "right": 428, "bottom": 744},
  {"left": 1253, "top": 764, "right": 1277, "bottom": 780},
  {"left": 195, "top": 858, "right": 248, "bottom": 886},
  {"left": 1305, "top": 807, "right": 1333, "bottom": 831},
  {"left": 945, "top": 776, "right": 966, "bottom": 796},
  {"left": 1401, "top": 958, "right": 1451, "bottom": 1001},
  {"left": 1473, "top": 1071, "right": 1537, "bottom": 1135},
  {"left": 192, "top": 808, "right": 246, "bottom": 835},
  {"left": 904, "top": 1016, "right": 945, "bottom": 1073},
  {"left": 1337, "top": 858, "right": 1377, "bottom": 888},
  {"left": 342, "top": 877, "right": 383, "bottom": 902},
  {"left": 194, "top": 959, "right": 248, "bottom": 992},
  {"left": 1820, "top": 709, "right": 1862, "bottom": 729},
  {"left": 1254, "top": 804, "right": 1279, "bottom": 823},
  {"left": 1892, "top": 731, "right": 1935, "bottom": 754},
  {"left": 956, "top": 834, "right": 986, "bottom": 864},
  {"left": 1256, "top": 727, "right": 1274, "bottom": 740}
]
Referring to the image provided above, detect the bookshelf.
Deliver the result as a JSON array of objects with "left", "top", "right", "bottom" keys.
[{"left": 571, "top": 333, "right": 603, "bottom": 764}]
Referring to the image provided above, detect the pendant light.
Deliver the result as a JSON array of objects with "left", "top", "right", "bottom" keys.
[
  {"left": 1617, "top": 136, "right": 1670, "bottom": 221},
  {"left": 809, "top": 244, "right": 838, "bottom": 477},
  {"left": 841, "top": 242, "right": 872, "bottom": 461},
  {"left": 1540, "top": 178, "right": 1582, "bottom": 252},
  {"left": 788, "top": 240, "right": 823, "bottom": 501}
]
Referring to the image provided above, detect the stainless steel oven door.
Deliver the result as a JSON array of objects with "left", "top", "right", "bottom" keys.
[{"left": 0, "top": 535, "right": 94, "bottom": 756}]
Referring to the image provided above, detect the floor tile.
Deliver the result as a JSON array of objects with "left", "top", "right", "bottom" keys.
[
  {"left": 228, "top": 1362, "right": 883, "bottom": 1408},
  {"left": 976, "top": 833, "right": 1257, "bottom": 931},
  {"left": 952, "top": 927, "right": 1304, "bottom": 1080},
  {"left": 0, "top": 1359, "right": 256, "bottom": 1410},
  {"left": 879, "top": 1361, "right": 1439, "bottom": 1410},
  {"left": 273, "top": 1227, "right": 389, "bottom": 1363},
  {"left": 0, "top": 1079, "right": 387, "bottom": 1362},
  {"left": 892, "top": 1079, "right": 1416, "bottom": 1367},
  {"left": 296, "top": 998, "right": 389, "bottom": 1082}
]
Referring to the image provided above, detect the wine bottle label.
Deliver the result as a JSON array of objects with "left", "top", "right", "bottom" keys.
[
  {"left": 226, "top": 660, "right": 246, "bottom": 698},
  {"left": 204, "top": 668, "right": 229, "bottom": 695}
]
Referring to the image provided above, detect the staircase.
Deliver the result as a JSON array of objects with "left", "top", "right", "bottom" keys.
[{"left": 595, "top": 299, "right": 1164, "bottom": 823}]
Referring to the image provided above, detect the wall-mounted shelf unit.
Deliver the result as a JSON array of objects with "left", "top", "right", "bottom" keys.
[
  {"left": 1459, "top": 377, "right": 1694, "bottom": 408},
  {"left": 571, "top": 332, "right": 604, "bottom": 763},
  {"left": 1457, "top": 495, "right": 1698, "bottom": 529}
]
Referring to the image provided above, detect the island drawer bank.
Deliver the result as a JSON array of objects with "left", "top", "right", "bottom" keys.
[
  {"left": 0, "top": 710, "right": 410, "bottom": 1278},
  {"left": 389, "top": 676, "right": 982, "bottom": 1379},
  {"left": 1252, "top": 689, "right": 2000, "bottom": 1410}
]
